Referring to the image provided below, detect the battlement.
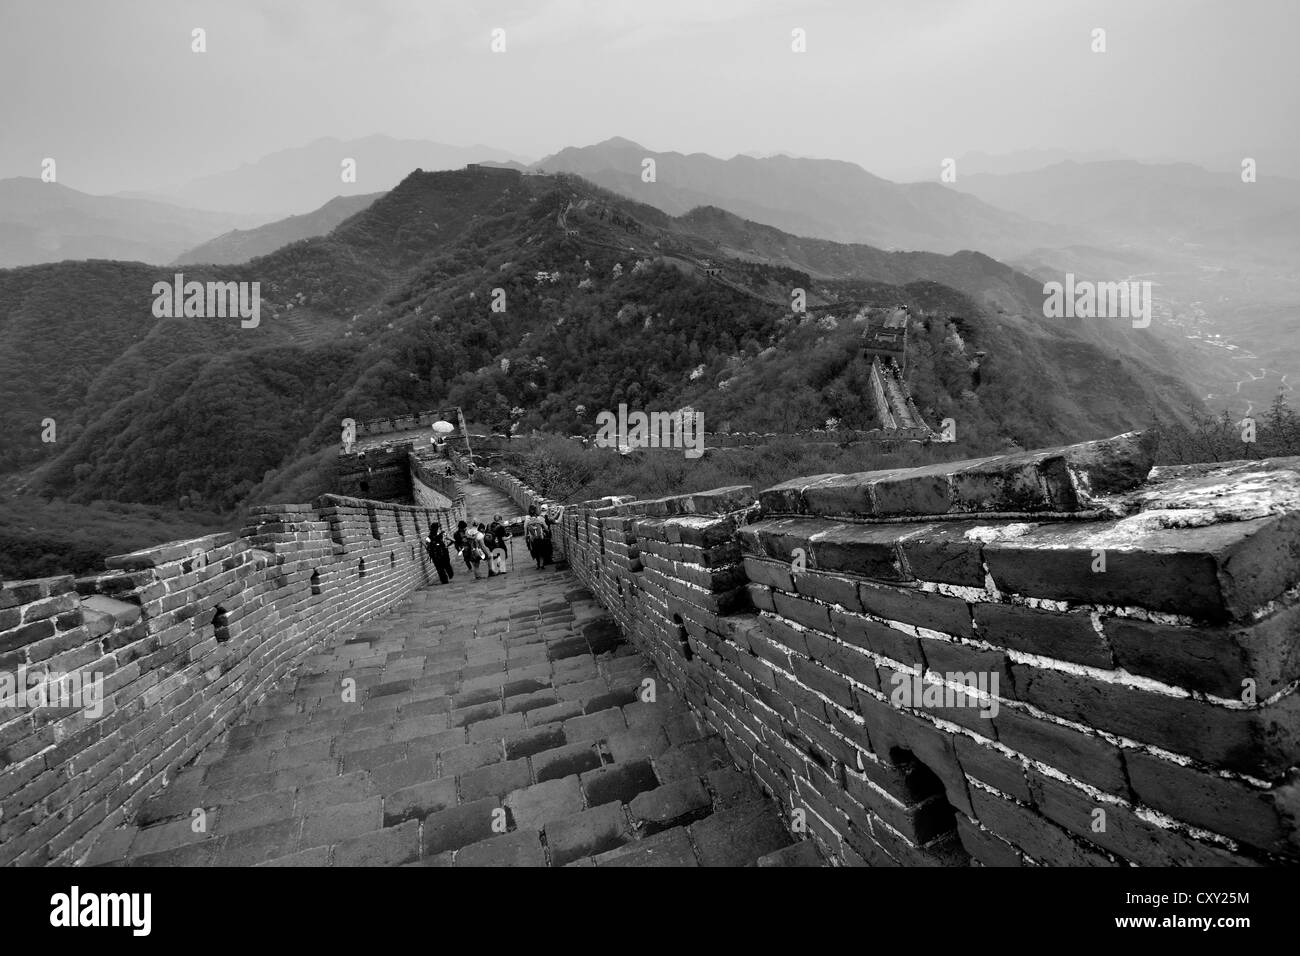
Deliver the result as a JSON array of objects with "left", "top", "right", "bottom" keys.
[
  {"left": 353, "top": 409, "right": 457, "bottom": 439},
  {"left": 337, "top": 422, "right": 466, "bottom": 507},
  {"left": 336, "top": 443, "right": 417, "bottom": 500},
  {"left": 471, "top": 433, "right": 1300, "bottom": 866},
  {"left": 7, "top": 431, "right": 1299, "bottom": 867},
  {"left": 0, "top": 493, "right": 464, "bottom": 866},
  {"left": 862, "top": 308, "right": 910, "bottom": 371}
]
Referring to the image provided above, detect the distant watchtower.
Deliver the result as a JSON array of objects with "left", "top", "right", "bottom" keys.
[{"left": 862, "top": 308, "right": 910, "bottom": 371}]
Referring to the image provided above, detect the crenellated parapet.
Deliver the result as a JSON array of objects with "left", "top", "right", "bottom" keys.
[
  {"left": 531, "top": 433, "right": 1300, "bottom": 866},
  {"left": 0, "top": 494, "right": 463, "bottom": 865}
]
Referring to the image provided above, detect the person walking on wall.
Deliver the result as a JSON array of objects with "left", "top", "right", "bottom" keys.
[
  {"left": 478, "top": 523, "right": 499, "bottom": 577},
  {"left": 469, "top": 523, "right": 492, "bottom": 579},
  {"left": 489, "top": 514, "right": 510, "bottom": 574},
  {"left": 426, "top": 521, "right": 454, "bottom": 584},
  {"left": 540, "top": 506, "right": 557, "bottom": 566},
  {"left": 523, "top": 505, "right": 548, "bottom": 569},
  {"left": 454, "top": 520, "right": 482, "bottom": 578}
]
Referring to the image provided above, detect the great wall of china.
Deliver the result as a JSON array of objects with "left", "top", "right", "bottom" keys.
[
  {"left": 466, "top": 434, "right": 1300, "bottom": 866},
  {"left": 5, "top": 402, "right": 1298, "bottom": 866}
]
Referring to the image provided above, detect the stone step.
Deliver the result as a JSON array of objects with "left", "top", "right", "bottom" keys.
[{"left": 85, "top": 482, "right": 802, "bottom": 867}]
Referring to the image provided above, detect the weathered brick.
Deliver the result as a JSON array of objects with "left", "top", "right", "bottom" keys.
[
  {"left": 790, "top": 655, "right": 856, "bottom": 710},
  {"left": 741, "top": 557, "right": 794, "bottom": 592},
  {"left": 974, "top": 603, "right": 1112, "bottom": 668},
  {"left": 1125, "top": 751, "right": 1298, "bottom": 856},
  {"left": 856, "top": 582, "right": 971, "bottom": 637},
  {"left": 969, "top": 785, "right": 1114, "bottom": 866},
  {"left": 992, "top": 704, "right": 1128, "bottom": 794},
  {"left": 984, "top": 512, "right": 1300, "bottom": 623},
  {"left": 1105, "top": 603, "right": 1300, "bottom": 698},
  {"left": 896, "top": 523, "right": 987, "bottom": 587},
  {"left": 771, "top": 590, "right": 832, "bottom": 632},
  {"left": 1011, "top": 664, "right": 1300, "bottom": 776},
  {"left": 791, "top": 570, "right": 859, "bottom": 607},
  {"left": 1026, "top": 769, "right": 1256, "bottom": 866},
  {"left": 831, "top": 608, "right": 922, "bottom": 666}
]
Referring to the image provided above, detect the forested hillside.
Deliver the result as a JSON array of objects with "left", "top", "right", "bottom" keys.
[{"left": 1, "top": 167, "right": 1206, "bottom": 518}]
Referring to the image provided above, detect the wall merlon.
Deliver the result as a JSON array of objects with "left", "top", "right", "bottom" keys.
[{"left": 760, "top": 433, "right": 1153, "bottom": 520}]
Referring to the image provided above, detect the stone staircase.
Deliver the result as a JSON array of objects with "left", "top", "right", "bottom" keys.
[{"left": 81, "top": 484, "right": 818, "bottom": 867}]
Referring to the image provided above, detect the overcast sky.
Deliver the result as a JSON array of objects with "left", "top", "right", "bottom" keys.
[{"left": 1, "top": 0, "right": 1296, "bottom": 194}]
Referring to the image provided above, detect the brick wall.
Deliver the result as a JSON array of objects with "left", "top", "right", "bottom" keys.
[
  {"left": 585, "top": 429, "right": 928, "bottom": 451},
  {"left": 7, "top": 433, "right": 1297, "bottom": 867},
  {"left": 523, "top": 433, "right": 1300, "bottom": 866},
  {"left": 336, "top": 444, "right": 414, "bottom": 500},
  {"left": 471, "top": 465, "right": 562, "bottom": 522},
  {"left": 0, "top": 493, "right": 465, "bottom": 866},
  {"left": 409, "top": 452, "right": 461, "bottom": 509},
  {"left": 355, "top": 410, "right": 442, "bottom": 437}
]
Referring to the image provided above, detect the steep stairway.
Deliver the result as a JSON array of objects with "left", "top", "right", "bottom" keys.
[{"left": 82, "top": 483, "right": 817, "bottom": 867}]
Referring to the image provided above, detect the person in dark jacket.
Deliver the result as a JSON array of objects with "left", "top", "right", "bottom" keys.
[
  {"left": 426, "top": 521, "right": 454, "bottom": 584},
  {"left": 454, "top": 520, "right": 480, "bottom": 576},
  {"left": 489, "top": 514, "right": 510, "bottom": 573}
]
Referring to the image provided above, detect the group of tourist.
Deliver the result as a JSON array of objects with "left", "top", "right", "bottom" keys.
[{"left": 423, "top": 504, "right": 557, "bottom": 583}]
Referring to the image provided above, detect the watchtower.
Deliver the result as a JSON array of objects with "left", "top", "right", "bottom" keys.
[{"left": 863, "top": 308, "right": 910, "bottom": 371}]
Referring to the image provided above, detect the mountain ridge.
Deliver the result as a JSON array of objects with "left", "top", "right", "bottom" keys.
[
  {"left": 533, "top": 137, "right": 1074, "bottom": 257},
  {"left": 0, "top": 166, "right": 1205, "bottom": 516},
  {"left": 172, "top": 192, "right": 385, "bottom": 266}
]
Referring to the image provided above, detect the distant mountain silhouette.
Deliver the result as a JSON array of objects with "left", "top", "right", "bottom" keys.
[
  {"left": 951, "top": 149, "right": 1130, "bottom": 177},
  {"left": 0, "top": 178, "right": 261, "bottom": 268},
  {"left": 954, "top": 160, "right": 1300, "bottom": 258},
  {"left": 173, "top": 192, "right": 384, "bottom": 265},
  {"left": 533, "top": 137, "right": 1072, "bottom": 257}
]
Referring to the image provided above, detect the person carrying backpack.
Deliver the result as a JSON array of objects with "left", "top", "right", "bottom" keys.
[{"left": 523, "top": 505, "right": 548, "bottom": 569}]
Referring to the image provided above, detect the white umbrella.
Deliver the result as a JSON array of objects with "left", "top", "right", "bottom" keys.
[{"left": 431, "top": 420, "right": 454, "bottom": 434}]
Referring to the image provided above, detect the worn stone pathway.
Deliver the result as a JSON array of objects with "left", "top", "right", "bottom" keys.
[
  {"left": 83, "top": 483, "right": 817, "bottom": 867},
  {"left": 458, "top": 478, "right": 524, "bottom": 526}
]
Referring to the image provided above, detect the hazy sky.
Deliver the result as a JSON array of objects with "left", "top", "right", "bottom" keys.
[{"left": 2, "top": 0, "right": 1296, "bottom": 193}]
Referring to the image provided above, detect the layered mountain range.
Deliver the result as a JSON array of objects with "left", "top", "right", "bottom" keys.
[{"left": 0, "top": 164, "right": 1204, "bottom": 518}]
